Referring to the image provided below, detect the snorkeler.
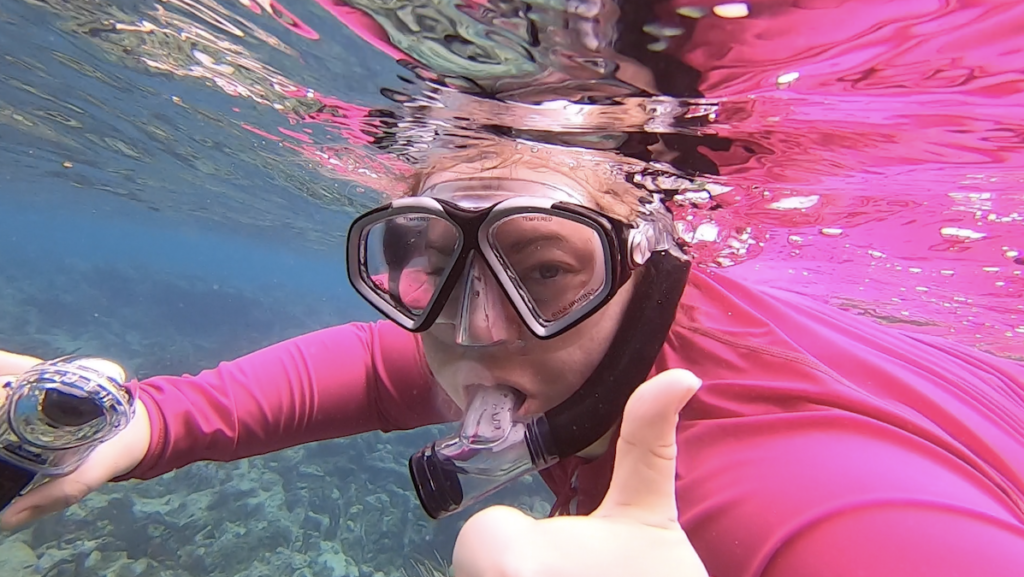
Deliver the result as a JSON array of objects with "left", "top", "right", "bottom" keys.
[{"left": 3, "top": 139, "right": 1024, "bottom": 577}]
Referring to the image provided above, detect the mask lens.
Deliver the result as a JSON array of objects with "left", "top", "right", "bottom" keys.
[
  {"left": 490, "top": 212, "right": 608, "bottom": 324},
  {"left": 362, "top": 214, "right": 461, "bottom": 319}
]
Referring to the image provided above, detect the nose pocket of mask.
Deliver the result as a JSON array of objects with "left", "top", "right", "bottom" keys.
[{"left": 451, "top": 254, "right": 518, "bottom": 346}]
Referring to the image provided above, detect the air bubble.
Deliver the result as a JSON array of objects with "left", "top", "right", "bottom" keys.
[
  {"left": 676, "top": 6, "right": 708, "bottom": 18},
  {"left": 940, "top": 227, "right": 986, "bottom": 241},
  {"left": 776, "top": 71, "right": 800, "bottom": 89},
  {"left": 643, "top": 23, "right": 686, "bottom": 37},
  {"left": 712, "top": 3, "right": 750, "bottom": 18},
  {"left": 768, "top": 195, "right": 819, "bottom": 210}
]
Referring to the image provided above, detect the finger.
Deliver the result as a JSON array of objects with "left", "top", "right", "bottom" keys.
[
  {"left": 0, "top": 472, "right": 96, "bottom": 531},
  {"left": 1, "top": 404, "right": 150, "bottom": 531},
  {"left": 0, "top": 376, "right": 12, "bottom": 405},
  {"left": 0, "top": 438, "right": 126, "bottom": 530},
  {"left": 453, "top": 505, "right": 537, "bottom": 577},
  {"left": 594, "top": 369, "right": 701, "bottom": 528}
]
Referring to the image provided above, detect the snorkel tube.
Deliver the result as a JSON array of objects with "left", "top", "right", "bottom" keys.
[
  {"left": 0, "top": 356, "right": 134, "bottom": 510},
  {"left": 409, "top": 252, "right": 690, "bottom": 519}
]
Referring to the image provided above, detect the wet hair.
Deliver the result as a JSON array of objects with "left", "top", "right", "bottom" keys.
[{"left": 404, "top": 138, "right": 657, "bottom": 223}]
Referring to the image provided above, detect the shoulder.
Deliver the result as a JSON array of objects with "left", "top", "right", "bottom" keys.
[
  {"left": 657, "top": 268, "right": 1024, "bottom": 417},
  {"left": 674, "top": 409, "right": 1024, "bottom": 577},
  {"left": 656, "top": 269, "right": 1024, "bottom": 575},
  {"left": 663, "top": 267, "right": 1022, "bottom": 378}
]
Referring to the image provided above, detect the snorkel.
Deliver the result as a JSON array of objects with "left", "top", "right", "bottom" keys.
[
  {"left": 409, "top": 384, "right": 557, "bottom": 519},
  {"left": 409, "top": 249, "right": 690, "bottom": 519}
]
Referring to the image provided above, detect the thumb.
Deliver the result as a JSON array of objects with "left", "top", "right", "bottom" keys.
[
  {"left": 593, "top": 369, "right": 701, "bottom": 528},
  {"left": 453, "top": 505, "right": 538, "bottom": 577}
]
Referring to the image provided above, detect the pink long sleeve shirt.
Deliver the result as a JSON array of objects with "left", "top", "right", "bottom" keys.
[{"left": 122, "top": 269, "right": 1024, "bottom": 577}]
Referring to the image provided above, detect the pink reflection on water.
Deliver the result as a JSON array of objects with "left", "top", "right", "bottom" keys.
[
  {"left": 313, "top": 0, "right": 413, "bottom": 62},
  {"left": 224, "top": 0, "right": 1023, "bottom": 357},
  {"left": 672, "top": 0, "right": 1024, "bottom": 357},
  {"left": 237, "top": 0, "right": 320, "bottom": 38}
]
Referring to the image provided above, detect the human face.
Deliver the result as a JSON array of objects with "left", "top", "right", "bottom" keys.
[{"left": 417, "top": 166, "right": 640, "bottom": 417}]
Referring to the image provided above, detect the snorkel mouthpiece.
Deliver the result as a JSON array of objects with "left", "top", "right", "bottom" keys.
[
  {"left": 0, "top": 356, "right": 134, "bottom": 511},
  {"left": 409, "top": 384, "right": 558, "bottom": 519},
  {"left": 407, "top": 253, "right": 693, "bottom": 520}
]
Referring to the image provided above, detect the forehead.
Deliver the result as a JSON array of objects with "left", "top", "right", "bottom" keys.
[
  {"left": 418, "top": 164, "right": 601, "bottom": 210},
  {"left": 420, "top": 178, "right": 596, "bottom": 210}
]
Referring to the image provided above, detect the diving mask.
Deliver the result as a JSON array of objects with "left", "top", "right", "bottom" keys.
[
  {"left": 346, "top": 178, "right": 676, "bottom": 340},
  {"left": 0, "top": 356, "right": 134, "bottom": 510}
]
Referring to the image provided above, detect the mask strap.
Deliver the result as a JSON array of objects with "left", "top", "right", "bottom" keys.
[{"left": 542, "top": 252, "right": 691, "bottom": 458}]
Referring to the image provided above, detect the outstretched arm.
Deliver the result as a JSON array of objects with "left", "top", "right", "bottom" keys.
[
  {"left": 121, "top": 320, "right": 450, "bottom": 480},
  {"left": 1, "top": 320, "right": 450, "bottom": 530}
]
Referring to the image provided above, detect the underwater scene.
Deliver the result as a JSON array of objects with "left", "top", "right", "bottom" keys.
[{"left": 1, "top": 0, "right": 1022, "bottom": 576}]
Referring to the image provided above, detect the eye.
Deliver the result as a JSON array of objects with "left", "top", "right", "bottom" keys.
[{"left": 534, "top": 264, "right": 563, "bottom": 280}]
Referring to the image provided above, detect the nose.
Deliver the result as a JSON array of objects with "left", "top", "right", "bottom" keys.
[{"left": 445, "top": 253, "right": 521, "bottom": 347}]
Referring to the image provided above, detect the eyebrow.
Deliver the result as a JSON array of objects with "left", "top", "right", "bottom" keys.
[{"left": 505, "top": 234, "right": 570, "bottom": 255}]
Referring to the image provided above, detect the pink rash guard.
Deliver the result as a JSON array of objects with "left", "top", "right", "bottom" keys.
[{"left": 120, "top": 269, "right": 1024, "bottom": 577}]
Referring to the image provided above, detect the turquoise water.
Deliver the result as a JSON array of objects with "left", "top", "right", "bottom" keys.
[
  {"left": 2, "top": 192, "right": 349, "bottom": 299},
  {"left": 1, "top": 187, "right": 359, "bottom": 369}
]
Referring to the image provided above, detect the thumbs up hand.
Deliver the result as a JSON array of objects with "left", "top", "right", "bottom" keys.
[{"left": 452, "top": 369, "right": 708, "bottom": 577}]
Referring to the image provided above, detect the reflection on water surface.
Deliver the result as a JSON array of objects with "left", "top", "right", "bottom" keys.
[
  {"left": 3, "top": 0, "right": 1019, "bottom": 357},
  {"left": 0, "top": 0, "right": 1022, "bottom": 575}
]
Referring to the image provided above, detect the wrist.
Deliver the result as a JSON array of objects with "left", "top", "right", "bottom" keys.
[{"left": 111, "top": 396, "right": 153, "bottom": 480}]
